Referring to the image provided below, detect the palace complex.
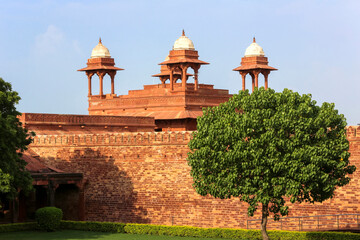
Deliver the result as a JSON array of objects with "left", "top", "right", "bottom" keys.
[{"left": 1, "top": 32, "right": 359, "bottom": 230}]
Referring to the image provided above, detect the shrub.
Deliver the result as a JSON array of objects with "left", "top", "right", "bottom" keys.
[{"left": 35, "top": 207, "right": 63, "bottom": 231}]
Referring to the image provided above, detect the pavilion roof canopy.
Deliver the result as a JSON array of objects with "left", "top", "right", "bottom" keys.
[
  {"left": 78, "top": 65, "right": 124, "bottom": 71},
  {"left": 233, "top": 64, "right": 277, "bottom": 71},
  {"left": 152, "top": 72, "right": 193, "bottom": 77},
  {"left": 159, "top": 58, "right": 209, "bottom": 65}
]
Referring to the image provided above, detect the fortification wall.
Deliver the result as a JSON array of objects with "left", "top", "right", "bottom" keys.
[
  {"left": 28, "top": 127, "right": 360, "bottom": 229},
  {"left": 20, "top": 113, "right": 155, "bottom": 134}
]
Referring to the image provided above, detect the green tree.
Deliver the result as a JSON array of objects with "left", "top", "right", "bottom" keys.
[
  {"left": 0, "top": 77, "right": 34, "bottom": 206},
  {"left": 187, "top": 88, "right": 355, "bottom": 240}
]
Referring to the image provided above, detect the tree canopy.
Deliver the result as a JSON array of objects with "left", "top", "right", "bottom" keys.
[
  {"left": 187, "top": 88, "right": 355, "bottom": 240},
  {"left": 0, "top": 77, "right": 34, "bottom": 202}
]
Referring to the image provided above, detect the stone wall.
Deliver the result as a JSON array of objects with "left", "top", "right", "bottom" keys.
[{"left": 28, "top": 127, "right": 360, "bottom": 229}]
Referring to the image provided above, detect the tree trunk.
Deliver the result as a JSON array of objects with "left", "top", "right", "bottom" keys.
[{"left": 261, "top": 203, "right": 270, "bottom": 240}]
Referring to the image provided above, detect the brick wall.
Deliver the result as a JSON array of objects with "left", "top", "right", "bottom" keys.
[{"left": 28, "top": 127, "right": 360, "bottom": 229}]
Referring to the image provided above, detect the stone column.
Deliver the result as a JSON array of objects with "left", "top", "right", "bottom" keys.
[
  {"left": 250, "top": 73, "right": 255, "bottom": 92},
  {"left": 192, "top": 65, "right": 200, "bottom": 91},
  {"left": 98, "top": 72, "right": 105, "bottom": 96},
  {"left": 47, "top": 181, "right": 59, "bottom": 207},
  {"left": 108, "top": 71, "right": 117, "bottom": 95},
  {"left": 263, "top": 71, "right": 269, "bottom": 90},
  {"left": 194, "top": 70, "right": 199, "bottom": 91},
  {"left": 170, "top": 70, "right": 174, "bottom": 91},
  {"left": 76, "top": 183, "right": 85, "bottom": 221},
  {"left": 86, "top": 72, "right": 93, "bottom": 96},
  {"left": 181, "top": 65, "right": 188, "bottom": 91},
  {"left": 160, "top": 77, "right": 166, "bottom": 88},
  {"left": 241, "top": 72, "right": 246, "bottom": 91},
  {"left": 254, "top": 71, "right": 260, "bottom": 88},
  {"left": 111, "top": 74, "right": 115, "bottom": 95}
]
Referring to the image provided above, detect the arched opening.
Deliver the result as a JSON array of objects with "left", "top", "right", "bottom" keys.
[
  {"left": 257, "top": 72, "right": 265, "bottom": 89},
  {"left": 187, "top": 67, "right": 195, "bottom": 84},
  {"left": 172, "top": 67, "right": 182, "bottom": 88},
  {"left": 92, "top": 74, "right": 100, "bottom": 96},
  {"left": 103, "top": 73, "right": 111, "bottom": 95}
]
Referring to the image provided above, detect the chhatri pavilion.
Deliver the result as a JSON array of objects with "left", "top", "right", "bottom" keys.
[{"left": 78, "top": 31, "right": 277, "bottom": 131}]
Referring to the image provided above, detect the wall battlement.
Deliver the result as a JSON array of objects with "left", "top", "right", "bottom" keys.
[
  {"left": 32, "top": 131, "right": 193, "bottom": 146},
  {"left": 32, "top": 126, "right": 359, "bottom": 147},
  {"left": 20, "top": 113, "right": 156, "bottom": 133},
  {"left": 20, "top": 113, "right": 154, "bottom": 125},
  {"left": 346, "top": 126, "right": 360, "bottom": 140}
]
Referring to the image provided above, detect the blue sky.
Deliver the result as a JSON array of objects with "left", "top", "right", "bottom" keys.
[{"left": 0, "top": 0, "right": 359, "bottom": 125}]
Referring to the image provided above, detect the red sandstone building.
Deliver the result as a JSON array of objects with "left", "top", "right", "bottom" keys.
[{"left": 2, "top": 32, "right": 359, "bottom": 231}]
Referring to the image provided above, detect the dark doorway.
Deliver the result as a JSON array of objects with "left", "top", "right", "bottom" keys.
[{"left": 55, "top": 184, "right": 80, "bottom": 220}]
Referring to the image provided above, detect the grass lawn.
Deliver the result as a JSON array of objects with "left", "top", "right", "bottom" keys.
[{"left": 0, "top": 230, "right": 230, "bottom": 240}]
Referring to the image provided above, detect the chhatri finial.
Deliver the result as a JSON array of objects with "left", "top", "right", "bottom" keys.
[
  {"left": 253, "top": 37, "right": 256, "bottom": 43},
  {"left": 99, "top": 37, "right": 102, "bottom": 44},
  {"left": 182, "top": 29, "right": 185, "bottom": 36}
]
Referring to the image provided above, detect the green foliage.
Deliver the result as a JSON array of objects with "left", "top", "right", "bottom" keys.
[
  {"left": 0, "top": 222, "right": 37, "bottom": 233},
  {"left": 124, "top": 224, "right": 262, "bottom": 239},
  {"left": 61, "top": 221, "right": 360, "bottom": 239},
  {"left": 0, "top": 77, "right": 34, "bottom": 202},
  {"left": 61, "top": 220, "right": 126, "bottom": 233},
  {"left": 187, "top": 88, "right": 355, "bottom": 222},
  {"left": 0, "top": 169, "right": 11, "bottom": 194},
  {"left": 2, "top": 221, "right": 360, "bottom": 240},
  {"left": 35, "top": 207, "right": 63, "bottom": 231}
]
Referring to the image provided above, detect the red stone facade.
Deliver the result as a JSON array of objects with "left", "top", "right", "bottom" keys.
[
  {"left": 20, "top": 113, "right": 155, "bottom": 134},
  {"left": 23, "top": 126, "right": 360, "bottom": 229},
  {"left": 16, "top": 36, "right": 359, "bottom": 230},
  {"left": 88, "top": 83, "right": 231, "bottom": 131}
]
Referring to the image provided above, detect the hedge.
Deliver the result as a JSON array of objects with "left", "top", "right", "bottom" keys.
[
  {"left": 123, "top": 223, "right": 360, "bottom": 239},
  {"left": 1, "top": 221, "right": 360, "bottom": 240},
  {"left": 60, "top": 220, "right": 126, "bottom": 233},
  {"left": 0, "top": 222, "right": 37, "bottom": 233}
]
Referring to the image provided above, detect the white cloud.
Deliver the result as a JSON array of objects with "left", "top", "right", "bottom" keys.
[{"left": 34, "top": 25, "right": 64, "bottom": 55}]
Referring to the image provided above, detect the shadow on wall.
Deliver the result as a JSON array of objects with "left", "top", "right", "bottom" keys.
[{"left": 56, "top": 147, "right": 149, "bottom": 223}]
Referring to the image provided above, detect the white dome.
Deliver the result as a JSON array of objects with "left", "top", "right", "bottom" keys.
[
  {"left": 173, "top": 30, "right": 195, "bottom": 50},
  {"left": 244, "top": 38, "right": 265, "bottom": 57},
  {"left": 91, "top": 38, "right": 111, "bottom": 58}
]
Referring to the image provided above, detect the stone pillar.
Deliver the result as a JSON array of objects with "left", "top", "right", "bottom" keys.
[
  {"left": 76, "top": 183, "right": 85, "bottom": 221},
  {"left": 98, "top": 72, "right": 104, "bottom": 96},
  {"left": 86, "top": 72, "right": 93, "bottom": 96},
  {"left": 254, "top": 71, "right": 259, "bottom": 88},
  {"left": 194, "top": 70, "right": 199, "bottom": 91},
  {"left": 192, "top": 65, "right": 200, "bottom": 91},
  {"left": 160, "top": 77, "right": 166, "bottom": 88},
  {"left": 170, "top": 70, "right": 174, "bottom": 91},
  {"left": 110, "top": 74, "right": 115, "bottom": 95},
  {"left": 47, "top": 181, "right": 59, "bottom": 207},
  {"left": 250, "top": 74, "right": 255, "bottom": 92},
  {"left": 241, "top": 73, "right": 246, "bottom": 91},
  {"left": 181, "top": 65, "right": 188, "bottom": 91},
  {"left": 263, "top": 71, "right": 269, "bottom": 90}
]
